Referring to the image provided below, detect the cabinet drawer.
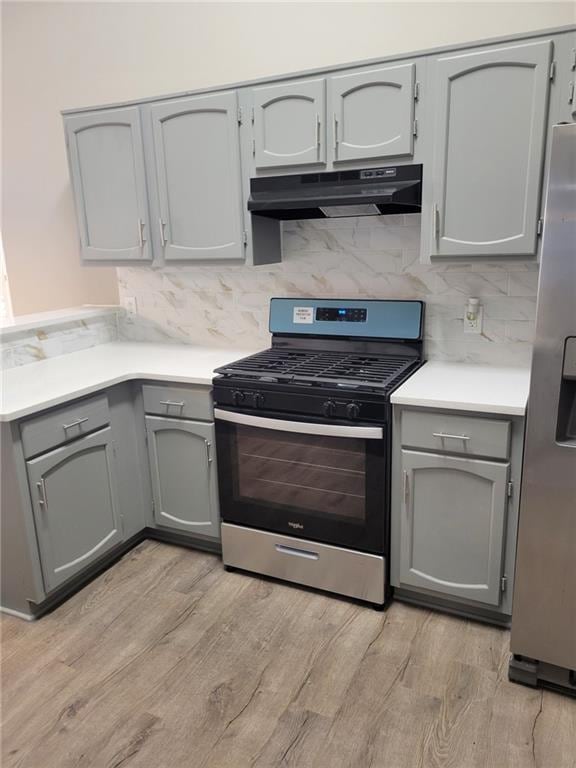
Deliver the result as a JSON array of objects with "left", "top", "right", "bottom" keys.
[
  {"left": 222, "top": 523, "right": 385, "bottom": 605},
  {"left": 401, "top": 409, "right": 510, "bottom": 459},
  {"left": 21, "top": 394, "right": 110, "bottom": 459},
  {"left": 142, "top": 384, "right": 212, "bottom": 421}
]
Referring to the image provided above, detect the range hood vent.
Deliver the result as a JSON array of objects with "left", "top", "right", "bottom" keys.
[{"left": 248, "top": 165, "right": 422, "bottom": 220}]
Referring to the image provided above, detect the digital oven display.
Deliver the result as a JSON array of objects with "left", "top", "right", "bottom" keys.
[{"left": 316, "top": 307, "right": 367, "bottom": 323}]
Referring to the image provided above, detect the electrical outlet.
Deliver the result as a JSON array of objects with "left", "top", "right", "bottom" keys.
[
  {"left": 124, "top": 296, "right": 137, "bottom": 316},
  {"left": 464, "top": 305, "right": 483, "bottom": 334}
]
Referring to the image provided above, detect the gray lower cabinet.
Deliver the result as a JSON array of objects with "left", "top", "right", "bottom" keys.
[
  {"left": 147, "top": 92, "right": 245, "bottom": 262},
  {"left": 145, "top": 416, "right": 219, "bottom": 538},
  {"left": 64, "top": 107, "right": 152, "bottom": 262},
  {"left": 329, "top": 63, "right": 416, "bottom": 162},
  {"left": 399, "top": 450, "right": 509, "bottom": 607},
  {"left": 26, "top": 427, "right": 123, "bottom": 592},
  {"left": 429, "top": 39, "right": 553, "bottom": 258},
  {"left": 251, "top": 78, "right": 326, "bottom": 168}
]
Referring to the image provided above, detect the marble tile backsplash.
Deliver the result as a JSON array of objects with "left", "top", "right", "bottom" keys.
[
  {"left": 0, "top": 312, "right": 119, "bottom": 369},
  {"left": 118, "top": 215, "right": 538, "bottom": 366}
]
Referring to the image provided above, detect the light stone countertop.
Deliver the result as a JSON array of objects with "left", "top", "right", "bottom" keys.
[
  {"left": 0, "top": 342, "right": 260, "bottom": 421},
  {"left": 0, "top": 306, "right": 122, "bottom": 338},
  {"left": 391, "top": 361, "right": 530, "bottom": 416},
  {"left": 1, "top": 342, "right": 530, "bottom": 422}
]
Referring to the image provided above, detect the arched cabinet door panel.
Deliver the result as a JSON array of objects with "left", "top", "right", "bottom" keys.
[
  {"left": 64, "top": 107, "right": 151, "bottom": 262},
  {"left": 27, "top": 428, "right": 123, "bottom": 592},
  {"left": 252, "top": 78, "right": 326, "bottom": 168},
  {"left": 149, "top": 92, "right": 244, "bottom": 262},
  {"left": 329, "top": 63, "right": 415, "bottom": 162},
  {"left": 145, "top": 416, "right": 219, "bottom": 538},
  {"left": 399, "top": 450, "right": 509, "bottom": 606},
  {"left": 430, "top": 39, "right": 553, "bottom": 258}
]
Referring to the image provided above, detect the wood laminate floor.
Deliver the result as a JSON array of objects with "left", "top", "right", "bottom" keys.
[{"left": 1, "top": 541, "right": 575, "bottom": 768}]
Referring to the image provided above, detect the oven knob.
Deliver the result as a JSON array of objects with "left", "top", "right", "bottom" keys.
[
  {"left": 254, "top": 393, "right": 265, "bottom": 408},
  {"left": 232, "top": 390, "right": 245, "bottom": 406},
  {"left": 346, "top": 402, "right": 360, "bottom": 419},
  {"left": 323, "top": 400, "right": 337, "bottom": 417}
]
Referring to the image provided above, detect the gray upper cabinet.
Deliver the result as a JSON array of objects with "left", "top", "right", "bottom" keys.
[
  {"left": 64, "top": 107, "right": 151, "bottom": 262},
  {"left": 399, "top": 450, "right": 509, "bottom": 606},
  {"left": 146, "top": 416, "right": 219, "bottom": 538},
  {"left": 149, "top": 92, "right": 244, "bottom": 262},
  {"left": 555, "top": 32, "right": 576, "bottom": 123},
  {"left": 329, "top": 63, "right": 416, "bottom": 162},
  {"left": 27, "top": 428, "right": 123, "bottom": 593},
  {"left": 429, "top": 39, "right": 553, "bottom": 258},
  {"left": 252, "top": 78, "right": 326, "bottom": 168}
]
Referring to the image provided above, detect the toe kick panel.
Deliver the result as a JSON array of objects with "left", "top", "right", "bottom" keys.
[{"left": 221, "top": 523, "right": 385, "bottom": 604}]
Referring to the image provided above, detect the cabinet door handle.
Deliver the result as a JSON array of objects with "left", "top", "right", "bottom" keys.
[
  {"left": 159, "top": 400, "right": 185, "bottom": 410},
  {"left": 205, "top": 440, "right": 213, "bottom": 464},
  {"left": 315, "top": 113, "right": 321, "bottom": 149},
  {"left": 63, "top": 417, "right": 89, "bottom": 431},
  {"left": 333, "top": 114, "right": 339, "bottom": 152},
  {"left": 432, "top": 432, "right": 470, "bottom": 441},
  {"left": 403, "top": 470, "right": 410, "bottom": 508},
  {"left": 432, "top": 204, "right": 440, "bottom": 242},
  {"left": 36, "top": 480, "right": 47, "bottom": 510},
  {"left": 159, "top": 218, "right": 167, "bottom": 247},
  {"left": 138, "top": 218, "right": 146, "bottom": 248}
]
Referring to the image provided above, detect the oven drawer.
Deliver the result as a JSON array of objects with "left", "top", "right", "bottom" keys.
[
  {"left": 21, "top": 394, "right": 110, "bottom": 459},
  {"left": 142, "top": 384, "right": 212, "bottom": 421},
  {"left": 401, "top": 409, "right": 511, "bottom": 459},
  {"left": 221, "top": 523, "right": 385, "bottom": 604}
]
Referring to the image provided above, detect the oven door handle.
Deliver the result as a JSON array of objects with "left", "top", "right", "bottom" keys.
[{"left": 214, "top": 408, "right": 383, "bottom": 439}]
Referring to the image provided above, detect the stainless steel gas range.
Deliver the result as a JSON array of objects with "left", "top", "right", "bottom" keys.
[{"left": 213, "top": 298, "right": 425, "bottom": 607}]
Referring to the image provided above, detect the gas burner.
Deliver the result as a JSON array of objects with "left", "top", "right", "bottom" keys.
[{"left": 217, "top": 348, "right": 417, "bottom": 393}]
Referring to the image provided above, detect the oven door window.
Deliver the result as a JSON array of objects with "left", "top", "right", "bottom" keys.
[{"left": 216, "top": 417, "right": 386, "bottom": 554}]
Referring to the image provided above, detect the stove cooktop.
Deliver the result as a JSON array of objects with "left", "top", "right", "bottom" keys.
[{"left": 215, "top": 347, "right": 418, "bottom": 394}]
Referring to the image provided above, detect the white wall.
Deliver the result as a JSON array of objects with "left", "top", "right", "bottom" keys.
[{"left": 2, "top": 1, "right": 574, "bottom": 314}]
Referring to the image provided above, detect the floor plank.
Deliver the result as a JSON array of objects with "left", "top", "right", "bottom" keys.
[{"left": 1, "top": 542, "right": 574, "bottom": 768}]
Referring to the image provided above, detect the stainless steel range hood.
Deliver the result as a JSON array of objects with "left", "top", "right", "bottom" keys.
[{"left": 247, "top": 165, "right": 422, "bottom": 220}]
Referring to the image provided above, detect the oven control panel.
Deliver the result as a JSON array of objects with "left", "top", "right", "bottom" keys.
[
  {"left": 269, "top": 298, "right": 423, "bottom": 340},
  {"left": 316, "top": 307, "right": 367, "bottom": 323}
]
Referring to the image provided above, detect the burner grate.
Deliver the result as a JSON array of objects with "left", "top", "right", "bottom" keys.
[{"left": 216, "top": 348, "right": 416, "bottom": 391}]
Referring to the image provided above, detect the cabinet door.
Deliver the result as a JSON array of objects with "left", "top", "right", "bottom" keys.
[
  {"left": 27, "top": 428, "right": 122, "bottom": 592},
  {"left": 556, "top": 32, "right": 576, "bottom": 124},
  {"left": 65, "top": 107, "right": 151, "bottom": 262},
  {"left": 146, "top": 417, "right": 219, "bottom": 538},
  {"left": 399, "top": 450, "right": 509, "bottom": 606},
  {"left": 330, "top": 64, "right": 415, "bottom": 162},
  {"left": 252, "top": 78, "right": 325, "bottom": 168},
  {"left": 430, "top": 40, "right": 552, "bottom": 258},
  {"left": 149, "top": 92, "right": 244, "bottom": 262}
]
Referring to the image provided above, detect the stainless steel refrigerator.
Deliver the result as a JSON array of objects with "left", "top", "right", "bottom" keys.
[{"left": 509, "top": 123, "right": 576, "bottom": 696}]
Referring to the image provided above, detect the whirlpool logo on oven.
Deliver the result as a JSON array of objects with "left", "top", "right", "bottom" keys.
[{"left": 288, "top": 522, "right": 304, "bottom": 530}]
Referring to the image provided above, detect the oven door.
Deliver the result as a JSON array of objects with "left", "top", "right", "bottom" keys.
[{"left": 215, "top": 408, "right": 387, "bottom": 554}]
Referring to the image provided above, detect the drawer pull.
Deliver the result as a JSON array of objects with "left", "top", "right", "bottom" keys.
[
  {"left": 62, "top": 417, "right": 89, "bottom": 431},
  {"left": 433, "top": 432, "right": 470, "bottom": 441},
  {"left": 160, "top": 400, "right": 185, "bottom": 410},
  {"left": 36, "top": 480, "right": 47, "bottom": 510},
  {"left": 275, "top": 544, "right": 319, "bottom": 561}
]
